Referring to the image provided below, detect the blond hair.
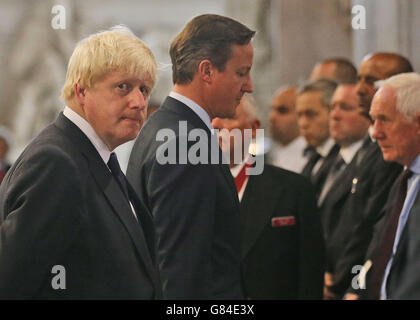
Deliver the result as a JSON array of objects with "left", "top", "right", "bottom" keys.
[{"left": 61, "top": 26, "right": 157, "bottom": 103}]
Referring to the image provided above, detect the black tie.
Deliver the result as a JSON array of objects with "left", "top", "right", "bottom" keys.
[
  {"left": 107, "top": 152, "right": 130, "bottom": 201},
  {"left": 366, "top": 169, "right": 413, "bottom": 299},
  {"left": 318, "top": 154, "right": 346, "bottom": 206},
  {"left": 301, "top": 146, "right": 322, "bottom": 179}
]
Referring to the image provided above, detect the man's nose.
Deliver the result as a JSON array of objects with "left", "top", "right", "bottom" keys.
[
  {"left": 130, "top": 88, "right": 147, "bottom": 109},
  {"left": 243, "top": 75, "right": 253, "bottom": 93}
]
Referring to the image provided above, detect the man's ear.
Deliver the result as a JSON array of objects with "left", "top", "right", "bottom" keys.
[
  {"left": 251, "top": 118, "right": 261, "bottom": 139},
  {"left": 198, "top": 60, "right": 213, "bottom": 84},
  {"left": 74, "top": 83, "right": 86, "bottom": 105},
  {"left": 415, "top": 114, "right": 420, "bottom": 135}
]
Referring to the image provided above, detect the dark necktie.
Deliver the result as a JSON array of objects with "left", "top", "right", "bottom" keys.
[
  {"left": 318, "top": 154, "right": 346, "bottom": 206},
  {"left": 107, "top": 152, "right": 130, "bottom": 201},
  {"left": 367, "top": 169, "right": 412, "bottom": 299},
  {"left": 301, "top": 146, "right": 322, "bottom": 178},
  {"left": 234, "top": 162, "right": 252, "bottom": 194}
]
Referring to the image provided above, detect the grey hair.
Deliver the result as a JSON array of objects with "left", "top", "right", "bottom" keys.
[
  {"left": 298, "top": 79, "right": 338, "bottom": 108},
  {"left": 377, "top": 72, "right": 420, "bottom": 120}
]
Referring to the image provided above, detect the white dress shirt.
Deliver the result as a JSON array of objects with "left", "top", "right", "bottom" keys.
[
  {"left": 339, "top": 139, "right": 364, "bottom": 165},
  {"left": 169, "top": 91, "right": 214, "bottom": 133},
  {"left": 312, "top": 137, "right": 336, "bottom": 175},
  {"left": 230, "top": 155, "right": 252, "bottom": 201},
  {"left": 63, "top": 106, "right": 111, "bottom": 164},
  {"left": 380, "top": 154, "right": 420, "bottom": 299},
  {"left": 270, "top": 136, "right": 308, "bottom": 173},
  {"left": 63, "top": 106, "right": 138, "bottom": 220}
]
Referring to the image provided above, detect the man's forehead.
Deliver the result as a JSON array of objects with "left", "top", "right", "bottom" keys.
[
  {"left": 360, "top": 55, "right": 399, "bottom": 78},
  {"left": 273, "top": 88, "right": 296, "bottom": 103},
  {"left": 371, "top": 86, "right": 396, "bottom": 111},
  {"left": 334, "top": 84, "right": 357, "bottom": 98},
  {"left": 230, "top": 43, "right": 253, "bottom": 63}
]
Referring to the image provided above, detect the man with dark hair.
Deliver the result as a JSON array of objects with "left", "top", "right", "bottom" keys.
[
  {"left": 320, "top": 83, "right": 373, "bottom": 299},
  {"left": 356, "top": 52, "right": 413, "bottom": 120},
  {"left": 310, "top": 58, "right": 358, "bottom": 84},
  {"left": 127, "top": 14, "right": 255, "bottom": 299},
  {"left": 297, "top": 79, "right": 340, "bottom": 198}
]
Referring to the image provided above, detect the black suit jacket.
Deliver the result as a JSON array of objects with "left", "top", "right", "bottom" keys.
[
  {"left": 127, "top": 96, "right": 244, "bottom": 299},
  {"left": 240, "top": 165, "right": 324, "bottom": 299},
  {"left": 0, "top": 113, "right": 161, "bottom": 299},
  {"left": 324, "top": 140, "right": 402, "bottom": 296}
]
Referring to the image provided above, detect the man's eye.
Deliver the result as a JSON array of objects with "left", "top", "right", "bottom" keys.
[
  {"left": 118, "top": 83, "right": 129, "bottom": 90},
  {"left": 140, "top": 86, "right": 149, "bottom": 95}
]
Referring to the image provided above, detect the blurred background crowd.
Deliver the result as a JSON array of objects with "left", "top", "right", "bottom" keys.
[{"left": 1, "top": 0, "right": 420, "bottom": 171}]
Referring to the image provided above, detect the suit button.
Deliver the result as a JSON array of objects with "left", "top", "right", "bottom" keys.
[{"left": 351, "top": 178, "right": 358, "bottom": 194}]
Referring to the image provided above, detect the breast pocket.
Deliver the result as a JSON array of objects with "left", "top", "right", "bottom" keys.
[{"left": 271, "top": 216, "right": 296, "bottom": 228}]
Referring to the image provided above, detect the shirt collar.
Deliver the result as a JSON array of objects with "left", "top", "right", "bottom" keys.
[
  {"left": 274, "top": 136, "right": 307, "bottom": 152},
  {"left": 368, "top": 125, "right": 376, "bottom": 142},
  {"left": 230, "top": 154, "right": 252, "bottom": 178},
  {"left": 63, "top": 106, "right": 112, "bottom": 164},
  {"left": 409, "top": 154, "right": 420, "bottom": 175},
  {"left": 316, "top": 137, "right": 335, "bottom": 157},
  {"left": 169, "top": 91, "right": 214, "bottom": 132},
  {"left": 339, "top": 139, "right": 364, "bottom": 164}
]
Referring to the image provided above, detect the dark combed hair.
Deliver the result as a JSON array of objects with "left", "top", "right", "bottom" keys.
[
  {"left": 170, "top": 14, "right": 256, "bottom": 84},
  {"left": 298, "top": 79, "right": 338, "bottom": 108},
  {"left": 324, "top": 57, "right": 358, "bottom": 84}
]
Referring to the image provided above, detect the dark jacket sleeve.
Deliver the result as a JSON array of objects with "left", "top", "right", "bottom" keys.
[
  {"left": 146, "top": 138, "right": 217, "bottom": 299},
  {"left": 0, "top": 145, "right": 84, "bottom": 299}
]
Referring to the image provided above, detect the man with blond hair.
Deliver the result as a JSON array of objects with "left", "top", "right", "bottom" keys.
[{"left": 0, "top": 27, "right": 161, "bottom": 299}]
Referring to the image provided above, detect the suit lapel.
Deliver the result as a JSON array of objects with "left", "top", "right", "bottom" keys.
[
  {"left": 54, "top": 113, "right": 158, "bottom": 284},
  {"left": 240, "top": 170, "right": 283, "bottom": 258},
  {"left": 163, "top": 96, "right": 241, "bottom": 210},
  {"left": 312, "top": 144, "right": 340, "bottom": 188},
  {"left": 388, "top": 184, "right": 420, "bottom": 277},
  {"left": 323, "top": 139, "right": 372, "bottom": 208}
]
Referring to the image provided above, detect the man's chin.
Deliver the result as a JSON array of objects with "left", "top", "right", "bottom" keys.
[{"left": 380, "top": 150, "right": 395, "bottom": 162}]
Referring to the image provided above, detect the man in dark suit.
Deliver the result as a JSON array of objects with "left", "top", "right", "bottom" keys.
[
  {"left": 326, "top": 53, "right": 412, "bottom": 299},
  {"left": 212, "top": 94, "right": 324, "bottom": 299},
  {"left": 0, "top": 27, "right": 161, "bottom": 299},
  {"left": 318, "top": 83, "right": 374, "bottom": 299},
  {"left": 296, "top": 79, "right": 339, "bottom": 199},
  {"left": 127, "top": 14, "right": 255, "bottom": 299},
  {"left": 361, "top": 73, "right": 420, "bottom": 299}
]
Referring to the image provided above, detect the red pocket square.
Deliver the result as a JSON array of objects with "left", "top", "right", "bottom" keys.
[{"left": 271, "top": 216, "right": 296, "bottom": 227}]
